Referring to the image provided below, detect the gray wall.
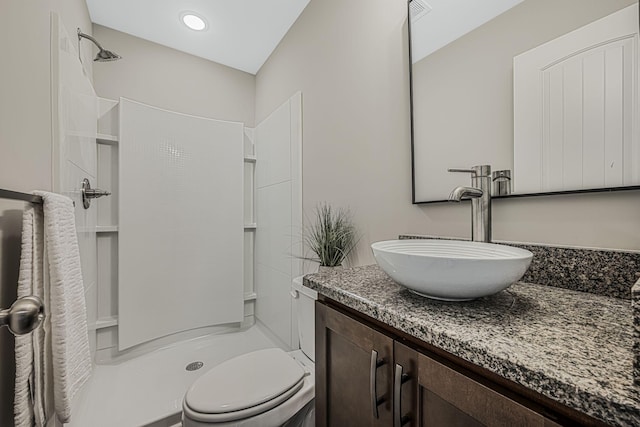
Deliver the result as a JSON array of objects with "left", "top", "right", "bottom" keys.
[
  {"left": 256, "top": 0, "right": 427, "bottom": 266},
  {"left": 256, "top": 0, "right": 640, "bottom": 264},
  {"left": 0, "top": 1, "right": 93, "bottom": 424},
  {"left": 92, "top": 25, "right": 256, "bottom": 126}
]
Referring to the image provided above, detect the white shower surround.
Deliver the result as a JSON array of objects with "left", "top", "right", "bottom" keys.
[
  {"left": 255, "top": 92, "right": 304, "bottom": 349},
  {"left": 53, "top": 11, "right": 263, "bottom": 364},
  {"left": 90, "top": 96, "right": 262, "bottom": 360},
  {"left": 68, "top": 94, "right": 305, "bottom": 425},
  {"left": 51, "top": 11, "right": 100, "bottom": 364},
  {"left": 117, "top": 99, "right": 245, "bottom": 350}
]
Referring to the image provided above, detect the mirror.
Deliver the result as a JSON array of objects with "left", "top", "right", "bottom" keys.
[{"left": 409, "top": 0, "right": 640, "bottom": 203}]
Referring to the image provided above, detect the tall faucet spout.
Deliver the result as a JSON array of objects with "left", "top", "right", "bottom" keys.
[
  {"left": 448, "top": 186, "right": 483, "bottom": 202},
  {"left": 447, "top": 165, "right": 492, "bottom": 242}
]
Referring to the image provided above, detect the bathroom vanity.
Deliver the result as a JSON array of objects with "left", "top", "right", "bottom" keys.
[{"left": 305, "top": 265, "right": 640, "bottom": 427}]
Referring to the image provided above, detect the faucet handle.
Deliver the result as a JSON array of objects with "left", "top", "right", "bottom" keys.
[
  {"left": 448, "top": 168, "right": 477, "bottom": 175},
  {"left": 448, "top": 165, "right": 491, "bottom": 177}
]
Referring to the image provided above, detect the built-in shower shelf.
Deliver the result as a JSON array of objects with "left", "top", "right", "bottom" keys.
[
  {"left": 243, "top": 292, "right": 257, "bottom": 301},
  {"left": 244, "top": 224, "right": 257, "bottom": 230},
  {"left": 97, "top": 134, "right": 119, "bottom": 145},
  {"left": 97, "top": 225, "right": 119, "bottom": 233},
  {"left": 95, "top": 316, "right": 118, "bottom": 330},
  {"left": 243, "top": 156, "right": 257, "bottom": 163}
]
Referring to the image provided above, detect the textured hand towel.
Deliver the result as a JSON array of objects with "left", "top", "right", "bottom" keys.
[
  {"left": 14, "top": 192, "right": 92, "bottom": 426},
  {"left": 36, "top": 191, "right": 92, "bottom": 423},
  {"left": 14, "top": 204, "right": 47, "bottom": 427}
]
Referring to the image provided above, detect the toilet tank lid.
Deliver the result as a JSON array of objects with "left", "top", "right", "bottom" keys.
[
  {"left": 292, "top": 275, "right": 317, "bottom": 300},
  {"left": 184, "top": 348, "right": 304, "bottom": 415}
]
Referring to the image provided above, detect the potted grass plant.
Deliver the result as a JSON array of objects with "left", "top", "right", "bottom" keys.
[{"left": 304, "top": 203, "right": 358, "bottom": 271}]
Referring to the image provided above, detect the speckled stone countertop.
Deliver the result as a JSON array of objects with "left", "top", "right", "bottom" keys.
[{"left": 304, "top": 265, "right": 640, "bottom": 426}]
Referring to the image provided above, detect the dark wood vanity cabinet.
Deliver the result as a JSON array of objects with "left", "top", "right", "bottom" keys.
[
  {"left": 394, "top": 342, "right": 563, "bottom": 427},
  {"left": 316, "top": 301, "right": 596, "bottom": 427},
  {"left": 315, "top": 299, "right": 394, "bottom": 426}
]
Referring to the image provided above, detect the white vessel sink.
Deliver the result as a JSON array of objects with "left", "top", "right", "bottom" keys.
[{"left": 371, "top": 239, "right": 533, "bottom": 301}]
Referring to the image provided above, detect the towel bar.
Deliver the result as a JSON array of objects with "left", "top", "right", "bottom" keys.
[
  {"left": 0, "top": 188, "right": 43, "bottom": 204},
  {"left": 0, "top": 188, "right": 77, "bottom": 207}
]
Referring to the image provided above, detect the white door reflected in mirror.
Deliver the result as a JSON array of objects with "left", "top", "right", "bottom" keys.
[{"left": 514, "top": 4, "right": 639, "bottom": 194}]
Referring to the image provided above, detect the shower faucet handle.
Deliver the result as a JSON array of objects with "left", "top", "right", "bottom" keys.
[
  {"left": 81, "top": 178, "right": 111, "bottom": 209},
  {"left": 84, "top": 189, "right": 111, "bottom": 198}
]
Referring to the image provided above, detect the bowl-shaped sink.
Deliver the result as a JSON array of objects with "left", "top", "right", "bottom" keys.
[{"left": 371, "top": 239, "right": 533, "bottom": 301}]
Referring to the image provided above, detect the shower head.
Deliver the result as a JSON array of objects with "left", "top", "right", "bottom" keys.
[
  {"left": 94, "top": 49, "right": 122, "bottom": 62},
  {"left": 77, "top": 28, "right": 122, "bottom": 62}
]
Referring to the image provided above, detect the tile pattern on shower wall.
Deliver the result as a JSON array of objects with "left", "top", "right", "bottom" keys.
[
  {"left": 255, "top": 102, "right": 291, "bottom": 188},
  {"left": 65, "top": 162, "right": 97, "bottom": 355},
  {"left": 97, "top": 98, "right": 119, "bottom": 138},
  {"left": 256, "top": 183, "right": 293, "bottom": 346},
  {"left": 54, "top": 18, "right": 99, "bottom": 355},
  {"left": 257, "top": 183, "right": 293, "bottom": 275},
  {"left": 255, "top": 93, "right": 303, "bottom": 349}
]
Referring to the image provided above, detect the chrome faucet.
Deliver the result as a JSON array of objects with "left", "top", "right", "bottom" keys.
[{"left": 448, "top": 165, "right": 492, "bottom": 243}]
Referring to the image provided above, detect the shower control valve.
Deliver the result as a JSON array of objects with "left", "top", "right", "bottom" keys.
[{"left": 81, "top": 178, "right": 111, "bottom": 209}]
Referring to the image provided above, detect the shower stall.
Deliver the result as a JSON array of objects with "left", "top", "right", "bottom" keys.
[{"left": 50, "top": 14, "right": 304, "bottom": 426}]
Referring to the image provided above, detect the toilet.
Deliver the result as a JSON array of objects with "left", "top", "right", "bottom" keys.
[{"left": 182, "top": 276, "right": 317, "bottom": 427}]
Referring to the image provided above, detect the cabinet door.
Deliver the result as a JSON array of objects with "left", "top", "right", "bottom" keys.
[
  {"left": 395, "top": 342, "right": 559, "bottom": 427},
  {"left": 316, "top": 303, "right": 394, "bottom": 427}
]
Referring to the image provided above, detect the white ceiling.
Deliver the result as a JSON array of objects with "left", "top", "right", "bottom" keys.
[
  {"left": 86, "top": 0, "right": 525, "bottom": 73},
  {"left": 85, "top": 0, "right": 311, "bottom": 74},
  {"left": 411, "top": 0, "right": 525, "bottom": 63}
]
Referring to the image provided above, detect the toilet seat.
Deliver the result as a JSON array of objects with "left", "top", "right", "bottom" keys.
[{"left": 183, "top": 348, "right": 306, "bottom": 423}]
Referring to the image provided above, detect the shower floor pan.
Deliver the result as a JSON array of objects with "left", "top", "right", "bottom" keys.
[{"left": 68, "top": 325, "right": 280, "bottom": 427}]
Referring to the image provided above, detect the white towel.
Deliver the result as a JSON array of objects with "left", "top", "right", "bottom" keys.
[
  {"left": 14, "top": 204, "right": 47, "bottom": 427},
  {"left": 14, "top": 192, "right": 92, "bottom": 426}
]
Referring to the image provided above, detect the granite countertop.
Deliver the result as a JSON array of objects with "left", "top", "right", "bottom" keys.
[{"left": 304, "top": 265, "right": 640, "bottom": 426}]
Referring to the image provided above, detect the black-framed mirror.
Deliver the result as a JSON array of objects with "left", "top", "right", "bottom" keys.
[{"left": 409, "top": 0, "right": 640, "bottom": 204}]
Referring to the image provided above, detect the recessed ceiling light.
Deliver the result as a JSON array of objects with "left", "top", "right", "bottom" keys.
[{"left": 181, "top": 12, "right": 207, "bottom": 31}]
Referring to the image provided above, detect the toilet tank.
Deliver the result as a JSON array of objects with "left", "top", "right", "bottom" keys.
[{"left": 292, "top": 276, "right": 317, "bottom": 362}]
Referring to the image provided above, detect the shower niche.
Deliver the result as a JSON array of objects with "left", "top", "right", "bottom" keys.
[{"left": 94, "top": 98, "right": 259, "bottom": 361}]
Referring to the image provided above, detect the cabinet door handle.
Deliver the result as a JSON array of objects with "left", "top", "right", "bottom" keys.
[
  {"left": 370, "top": 349, "right": 386, "bottom": 419},
  {"left": 394, "top": 363, "right": 411, "bottom": 427}
]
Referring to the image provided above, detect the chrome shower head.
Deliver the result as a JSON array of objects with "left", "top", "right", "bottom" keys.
[
  {"left": 94, "top": 49, "right": 122, "bottom": 62},
  {"left": 77, "top": 28, "right": 122, "bottom": 62}
]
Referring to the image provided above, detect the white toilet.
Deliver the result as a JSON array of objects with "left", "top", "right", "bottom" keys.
[{"left": 182, "top": 276, "right": 317, "bottom": 427}]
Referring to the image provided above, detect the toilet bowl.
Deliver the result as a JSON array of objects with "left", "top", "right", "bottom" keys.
[{"left": 182, "top": 276, "right": 316, "bottom": 427}]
